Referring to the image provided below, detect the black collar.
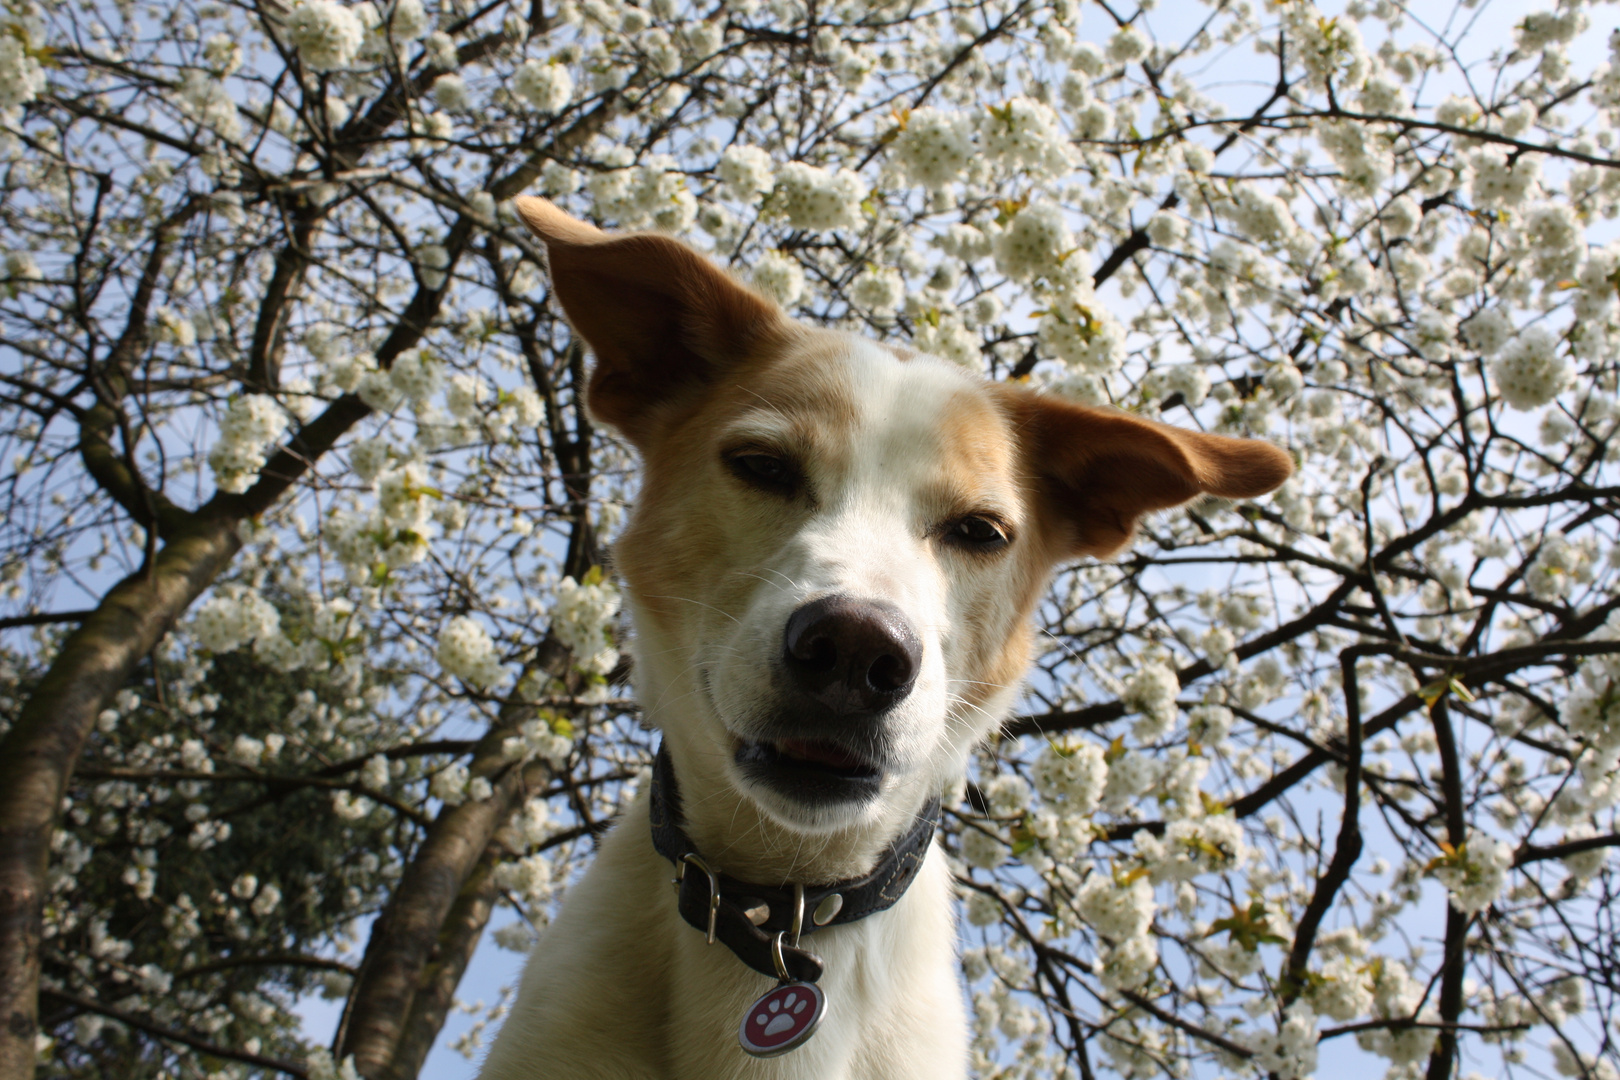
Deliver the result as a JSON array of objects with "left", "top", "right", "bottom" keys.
[{"left": 648, "top": 743, "right": 941, "bottom": 984}]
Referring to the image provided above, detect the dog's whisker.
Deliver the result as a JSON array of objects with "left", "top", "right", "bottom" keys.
[
  {"left": 639, "top": 593, "right": 743, "bottom": 625},
  {"left": 749, "top": 565, "right": 806, "bottom": 592}
]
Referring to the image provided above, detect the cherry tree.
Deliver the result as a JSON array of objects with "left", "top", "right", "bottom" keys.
[{"left": 1, "top": 0, "right": 1619, "bottom": 1078}]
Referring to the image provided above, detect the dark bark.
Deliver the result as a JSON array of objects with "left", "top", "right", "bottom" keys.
[
  {"left": 1281, "top": 644, "right": 1368, "bottom": 1000},
  {"left": 378, "top": 841, "right": 504, "bottom": 1080},
  {"left": 1425, "top": 696, "right": 1468, "bottom": 1080},
  {"left": 335, "top": 645, "right": 564, "bottom": 1077},
  {"left": 0, "top": 516, "right": 242, "bottom": 1076}
]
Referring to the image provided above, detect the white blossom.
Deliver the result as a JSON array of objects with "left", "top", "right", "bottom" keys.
[
  {"left": 511, "top": 60, "right": 573, "bottom": 112},
  {"left": 550, "top": 575, "right": 621, "bottom": 675},
  {"left": 1357, "top": 961, "right": 1438, "bottom": 1063},
  {"left": 284, "top": 1, "right": 366, "bottom": 71},
  {"left": 993, "top": 201, "right": 1076, "bottom": 283},
  {"left": 770, "top": 161, "right": 867, "bottom": 231},
  {"left": 0, "top": 33, "right": 46, "bottom": 114},
  {"left": 751, "top": 250, "right": 804, "bottom": 305},
  {"left": 1251, "top": 1002, "right": 1318, "bottom": 1080},
  {"left": 1032, "top": 739, "right": 1107, "bottom": 815},
  {"left": 935, "top": 223, "right": 992, "bottom": 263},
  {"left": 1135, "top": 814, "right": 1247, "bottom": 882},
  {"left": 1077, "top": 873, "right": 1154, "bottom": 940},
  {"left": 175, "top": 72, "right": 242, "bottom": 140},
  {"left": 1105, "top": 25, "right": 1149, "bottom": 65},
  {"left": 445, "top": 374, "right": 490, "bottom": 421},
  {"left": 436, "top": 615, "right": 507, "bottom": 688},
  {"left": 850, "top": 266, "right": 904, "bottom": 314},
  {"left": 911, "top": 310, "right": 980, "bottom": 367},
  {"left": 1460, "top": 307, "right": 1513, "bottom": 356},
  {"left": 1226, "top": 186, "right": 1296, "bottom": 246},
  {"left": 961, "top": 825, "right": 1006, "bottom": 869},
  {"left": 892, "top": 108, "right": 974, "bottom": 189},
  {"left": 389, "top": 348, "right": 443, "bottom": 405},
  {"left": 1101, "top": 751, "right": 1160, "bottom": 811},
  {"left": 207, "top": 395, "right": 289, "bottom": 494},
  {"left": 983, "top": 772, "right": 1031, "bottom": 816},
  {"left": 1469, "top": 147, "right": 1541, "bottom": 208},
  {"left": 432, "top": 74, "right": 470, "bottom": 111},
  {"left": 718, "top": 145, "right": 775, "bottom": 201},
  {"left": 1123, "top": 661, "right": 1180, "bottom": 742},
  {"left": 1432, "top": 830, "right": 1512, "bottom": 915},
  {"left": 1491, "top": 326, "right": 1572, "bottom": 410},
  {"left": 1095, "top": 932, "right": 1157, "bottom": 991},
  {"left": 1307, "top": 953, "right": 1374, "bottom": 1022},
  {"left": 977, "top": 97, "right": 1074, "bottom": 179}
]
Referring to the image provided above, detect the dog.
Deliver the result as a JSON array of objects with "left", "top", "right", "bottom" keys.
[{"left": 477, "top": 197, "right": 1292, "bottom": 1080}]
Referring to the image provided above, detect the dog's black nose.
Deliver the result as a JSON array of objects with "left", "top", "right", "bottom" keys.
[{"left": 782, "top": 596, "right": 921, "bottom": 713}]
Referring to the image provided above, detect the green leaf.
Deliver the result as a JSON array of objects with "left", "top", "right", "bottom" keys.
[
  {"left": 1206, "top": 901, "right": 1286, "bottom": 952},
  {"left": 1009, "top": 816, "right": 1038, "bottom": 857}
]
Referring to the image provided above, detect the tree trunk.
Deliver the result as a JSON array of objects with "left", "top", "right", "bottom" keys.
[
  {"left": 336, "top": 360, "right": 599, "bottom": 1077},
  {"left": 379, "top": 841, "right": 504, "bottom": 1080},
  {"left": 0, "top": 517, "right": 242, "bottom": 1078},
  {"left": 336, "top": 645, "right": 567, "bottom": 1079}
]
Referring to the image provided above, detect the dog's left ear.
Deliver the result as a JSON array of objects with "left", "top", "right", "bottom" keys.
[
  {"left": 1000, "top": 386, "right": 1293, "bottom": 559},
  {"left": 511, "top": 196, "right": 788, "bottom": 444}
]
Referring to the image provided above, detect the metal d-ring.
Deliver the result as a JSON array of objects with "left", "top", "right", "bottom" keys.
[
  {"left": 679, "top": 853, "right": 721, "bottom": 946},
  {"left": 789, "top": 883, "right": 805, "bottom": 948}
]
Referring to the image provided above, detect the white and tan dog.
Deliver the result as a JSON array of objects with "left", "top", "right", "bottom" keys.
[{"left": 478, "top": 198, "right": 1292, "bottom": 1080}]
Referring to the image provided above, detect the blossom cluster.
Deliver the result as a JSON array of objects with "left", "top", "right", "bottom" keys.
[
  {"left": 206, "top": 395, "right": 289, "bottom": 495},
  {"left": 550, "top": 574, "right": 621, "bottom": 676},
  {"left": 11, "top": 0, "right": 1620, "bottom": 1077}
]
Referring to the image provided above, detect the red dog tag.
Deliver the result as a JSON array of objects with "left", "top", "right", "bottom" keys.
[{"left": 738, "top": 981, "right": 825, "bottom": 1057}]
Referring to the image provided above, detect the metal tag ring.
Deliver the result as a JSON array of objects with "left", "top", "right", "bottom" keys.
[{"left": 770, "top": 931, "right": 792, "bottom": 982}]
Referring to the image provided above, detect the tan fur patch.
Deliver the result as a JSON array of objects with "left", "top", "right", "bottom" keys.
[{"left": 616, "top": 331, "right": 863, "bottom": 635}]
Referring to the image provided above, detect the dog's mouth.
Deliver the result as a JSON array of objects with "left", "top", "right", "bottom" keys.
[
  {"left": 774, "top": 737, "right": 881, "bottom": 775},
  {"left": 735, "top": 736, "right": 883, "bottom": 805}
]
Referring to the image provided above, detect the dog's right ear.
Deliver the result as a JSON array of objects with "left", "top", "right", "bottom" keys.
[
  {"left": 512, "top": 196, "right": 788, "bottom": 443},
  {"left": 998, "top": 386, "right": 1294, "bottom": 560}
]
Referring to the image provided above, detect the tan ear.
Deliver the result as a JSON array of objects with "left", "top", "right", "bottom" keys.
[
  {"left": 512, "top": 197, "right": 788, "bottom": 443},
  {"left": 999, "top": 386, "right": 1293, "bottom": 558}
]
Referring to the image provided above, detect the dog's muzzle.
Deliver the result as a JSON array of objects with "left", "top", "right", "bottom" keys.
[{"left": 736, "top": 596, "right": 923, "bottom": 806}]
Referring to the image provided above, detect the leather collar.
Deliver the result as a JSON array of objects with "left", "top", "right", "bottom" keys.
[{"left": 648, "top": 742, "right": 941, "bottom": 984}]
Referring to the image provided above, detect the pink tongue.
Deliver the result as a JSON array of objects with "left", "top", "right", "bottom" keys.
[{"left": 777, "top": 738, "right": 863, "bottom": 770}]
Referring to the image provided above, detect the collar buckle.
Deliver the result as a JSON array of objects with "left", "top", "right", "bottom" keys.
[{"left": 677, "top": 852, "right": 721, "bottom": 945}]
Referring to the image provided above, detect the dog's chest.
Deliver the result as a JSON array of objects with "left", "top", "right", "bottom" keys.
[
  {"left": 656, "top": 845, "right": 967, "bottom": 1080},
  {"left": 477, "top": 791, "right": 967, "bottom": 1080}
]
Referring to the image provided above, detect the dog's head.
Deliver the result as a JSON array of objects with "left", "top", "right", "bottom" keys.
[{"left": 515, "top": 198, "right": 1291, "bottom": 870}]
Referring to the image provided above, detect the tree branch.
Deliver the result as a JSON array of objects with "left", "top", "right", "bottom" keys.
[{"left": 39, "top": 988, "right": 310, "bottom": 1078}]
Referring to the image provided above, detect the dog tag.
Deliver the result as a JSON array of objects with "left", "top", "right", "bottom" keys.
[{"left": 738, "top": 981, "right": 825, "bottom": 1057}]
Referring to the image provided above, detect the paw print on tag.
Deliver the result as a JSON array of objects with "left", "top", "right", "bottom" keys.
[
  {"left": 738, "top": 981, "right": 826, "bottom": 1058},
  {"left": 755, "top": 989, "right": 809, "bottom": 1036}
]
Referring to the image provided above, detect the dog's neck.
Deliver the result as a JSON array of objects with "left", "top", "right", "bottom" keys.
[{"left": 653, "top": 728, "right": 941, "bottom": 885}]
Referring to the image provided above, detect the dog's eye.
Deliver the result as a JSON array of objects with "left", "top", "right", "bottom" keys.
[
  {"left": 727, "top": 452, "right": 796, "bottom": 492},
  {"left": 948, "top": 516, "right": 1008, "bottom": 550}
]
